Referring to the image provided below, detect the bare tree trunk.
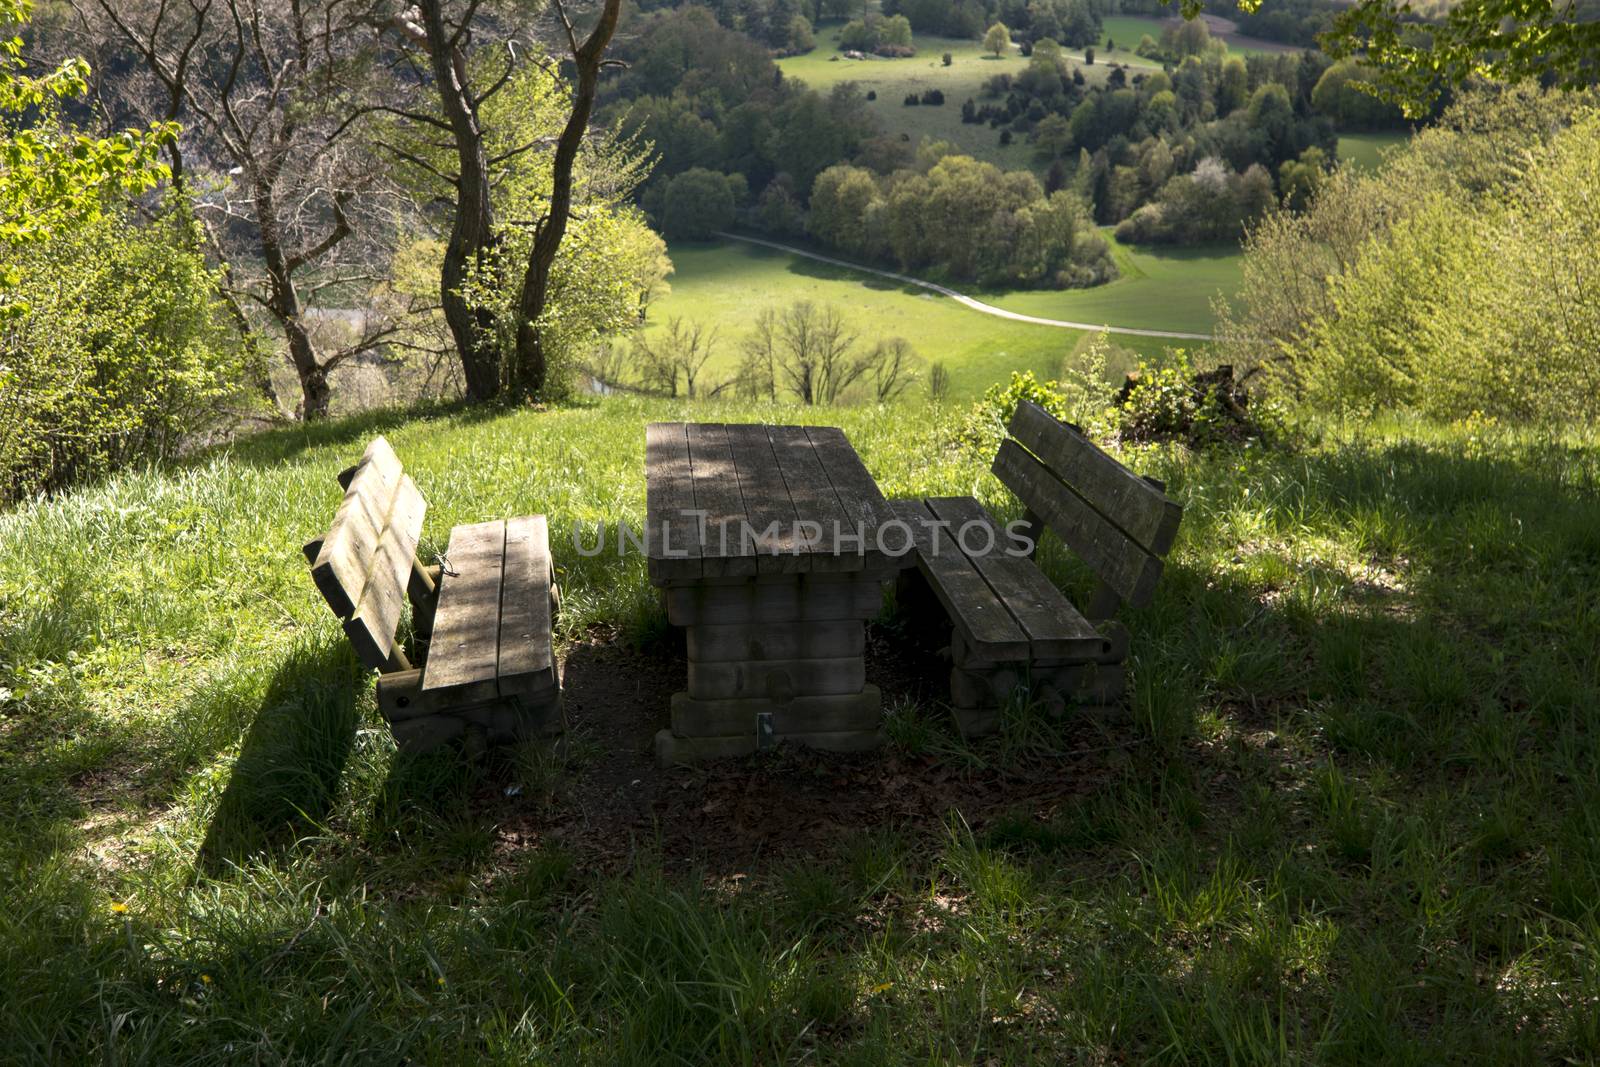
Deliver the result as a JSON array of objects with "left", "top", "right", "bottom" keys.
[
  {"left": 414, "top": 0, "right": 502, "bottom": 402},
  {"left": 509, "top": 0, "right": 622, "bottom": 399}
]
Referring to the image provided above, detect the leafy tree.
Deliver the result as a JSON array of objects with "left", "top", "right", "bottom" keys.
[
  {"left": 83, "top": 0, "right": 396, "bottom": 419},
  {"left": 1, "top": 206, "right": 240, "bottom": 501},
  {"left": 1321, "top": 0, "right": 1600, "bottom": 117},
  {"left": 1, "top": 0, "right": 172, "bottom": 303},
  {"left": 984, "top": 22, "right": 1012, "bottom": 56},
  {"left": 785, "top": 15, "right": 815, "bottom": 54},
  {"left": 661, "top": 169, "right": 737, "bottom": 239},
  {"left": 378, "top": 0, "right": 625, "bottom": 401}
]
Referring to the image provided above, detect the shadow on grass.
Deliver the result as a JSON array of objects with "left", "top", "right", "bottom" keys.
[
  {"left": 216, "top": 396, "right": 517, "bottom": 471},
  {"left": 195, "top": 641, "right": 366, "bottom": 876}
]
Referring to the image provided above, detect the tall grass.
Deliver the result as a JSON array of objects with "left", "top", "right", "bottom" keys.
[{"left": 1, "top": 397, "right": 1597, "bottom": 1062}]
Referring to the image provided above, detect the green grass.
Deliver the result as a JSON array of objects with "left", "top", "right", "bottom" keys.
[
  {"left": 643, "top": 238, "right": 1177, "bottom": 398},
  {"left": 1098, "top": 15, "right": 1296, "bottom": 58},
  {"left": 4, "top": 396, "right": 1600, "bottom": 1062},
  {"left": 987, "top": 229, "right": 1242, "bottom": 335},
  {"left": 1337, "top": 131, "right": 1410, "bottom": 172},
  {"left": 780, "top": 26, "right": 1041, "bottom": 170}
]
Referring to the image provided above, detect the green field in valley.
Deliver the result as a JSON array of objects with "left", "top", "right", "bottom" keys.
[
  {"left": 988, "top": 230, "right": 1242, "bottom": 335},
  {"left": 1337, "top": 130, "right": 1410, "bottom": 172},
  {"left": 640, "top": 236, "right": 1235, "bottom": 398},
  {"left": 641, "top": 240, "right": 1115, "bottom": 398},
  {"left": 779, "top": 27, "right": 1039, "bottom": 171}
]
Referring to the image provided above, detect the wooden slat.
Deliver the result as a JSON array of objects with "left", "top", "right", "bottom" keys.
[
  {"left": 645, "top": 422, "right": 704, "bottom": 583},
  {"left": 421, "top": 520, "right": 506, "bottom": 703},
  {"left": 310, "top": 437, "right": 403, "bottom": 617},
  {"left": 807, "top": 425, "right": 899, "bottom": 570},
  {"left": 1008, "top": 401, "right": 1183, "bottom": 555},
  {"left": 992, "top": 440, "right": 1164, "bottom": 608},
  {"left": 686, "top": 423, "right": 756, "bottom": 578},
  {"left": 923, "top": 496, "right": 1105, "bottom": 661},
  {"left": 725, "top": 423, "right": 804, "bottom": 574},
  {"left": 497, "top": 514, "right": 557, "bottom": 698},
  {"left": 343, "top": 476, "right": 427, "bottom": 670},
  {"left": 769, "top": 424, "right": 860, "bottom": 573},
  {"left": 890, "top": 498, "right": 1028, "bottom": 660}
]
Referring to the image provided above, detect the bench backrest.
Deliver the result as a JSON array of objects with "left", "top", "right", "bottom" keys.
[
  {"left": 302, "top": 437, "right": 427, "bottom": 671},
  {"left": 991, "top": 400, "right": 1182, "bottom": 611}
]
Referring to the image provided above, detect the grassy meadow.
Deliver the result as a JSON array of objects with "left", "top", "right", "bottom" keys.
[
  {"left": 640, "top": 239, "right": 1139, "bottom": 397},
  {"left": 638, "top": 235, "right": 1237, "bottom": 398},
  {"left": 988, "top": 230, "right": 1242, "bottom": 334},
  {"left": 779, "top": 26, "right": 1041, "bottom": 171},
  {"left": 3, "top": 394, "right": 1600, "bottom": 1062},
  {"left": 1335, "top": 131, "right": 1410, "bottom": 172}
]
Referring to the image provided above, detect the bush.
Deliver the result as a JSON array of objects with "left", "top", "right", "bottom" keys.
[
  {"left": 942, "top": 52, "right": 953, "bottom": 66},
  {"left": 920, "top": 89, "right": 945, "bottom": 106},
  {"left": 1225, "top": 87, "right": 1600, "bottom": 425},
  {"left": 904, "top": 93, "right": 920, "bottom": 106},
  {"left": 0, "top": 207, "right": 241, "bottom": 502},
  {"left": 660, "top": 168, "right": 736, "bottom": 239}
]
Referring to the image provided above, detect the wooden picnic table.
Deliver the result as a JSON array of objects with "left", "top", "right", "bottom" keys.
[{"left": 645, "top": 422, "right": 906, "bottom": 764}]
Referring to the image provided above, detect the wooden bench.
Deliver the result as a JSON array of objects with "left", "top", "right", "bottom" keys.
[
  {"left": 893, "top": 400, "right": 1183, "bottom": 735},
  {"left": 302, "top": 437, "right": 562, "bottom": 753}
]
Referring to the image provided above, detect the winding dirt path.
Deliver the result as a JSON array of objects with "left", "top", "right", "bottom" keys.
[{"left": 714, "top": 231, "right": 1216, "bottom": 341}]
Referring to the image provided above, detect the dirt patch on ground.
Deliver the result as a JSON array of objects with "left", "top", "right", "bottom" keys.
[{"left": 476, "top": 626, "right": 1133, "bottom": 878}]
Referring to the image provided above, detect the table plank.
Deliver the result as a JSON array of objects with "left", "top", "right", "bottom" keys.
[
  {"left": 497, "top": 514, "right": 557, "bottom": 698},
  {"left": 725, "top": 424, "right": 805, "bottom": 574},
  {"left": 686, "top": 423, "right": 756, "bottom": 578},
  {"left": 768, "top": 425, "right": 861, "bottom": 573},
  {"left": 807, "top": 425, "right": 900, "bottom": 572},
  {"left": 645, "top": 422, "right": 704, "bottom": 582},
  {"left": 422, "top": 519, "right": 506, "bottom": 704}
]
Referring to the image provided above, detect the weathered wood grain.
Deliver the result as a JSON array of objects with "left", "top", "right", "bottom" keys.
[
  {"left": 725, "top": 423, "right": 805, "bottom": 574},
  {"left": 890, "top": 498, "right": 1029, "bottom": 660},
  {"left": 645, "top": 422, "right": 704, "bottom": 582},
  {"left": 1008, "top": 400, "right": 1183, "bottom": 555},
  {"left": 421, "top": 520, "right": 506, "bottom": 704},
  {"left": 923, "top": 495, "right": 1106, "bottom": 661},
  {"left": 992, "top": 440, "right": 1164, "bottom": 608},
  {"left": 807, "top": 425, "right": 900, "bottom": 570},
  {"left": 310, "top": 437, "right": 403, "bottom": 618},
  {"left": 343, "top": 475, "right": 426, "bottom": 671},
  {"left": 768, "top": 424, "right": 860, "bottom": 574},
  {"left": 686, "top": 423, "right": 756, "bottom": 578},
  {"left": 497, "top": 514, "right": 557, "bottom": 699}
]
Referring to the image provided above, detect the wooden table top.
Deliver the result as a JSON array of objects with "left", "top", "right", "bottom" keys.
[{"left": 645, "top": 422, "right": 903, "bottom": 583}]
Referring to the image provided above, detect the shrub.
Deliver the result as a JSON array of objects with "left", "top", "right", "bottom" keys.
[
  {"left": 942, "top": 52, "right": 953, "bottom": 66},
  {"left": 920, "top": 89, "right": 945, "bottom": 106},
  {"left": 0, "top": 207, "right": 241, "bottom": 502},
  {"left": 903, "top": 93, "right": 920, "bottom": 106},
  {"left": 660, "top": 168, "right": 736, "bottom": 239}
]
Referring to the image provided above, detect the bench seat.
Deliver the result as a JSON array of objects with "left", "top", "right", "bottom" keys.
[
  {"left": 894, "top": 401, "right": 1182, "bottom": 736},
  {"left": 304, "top": 438, "right": 562, "bottom": 753}
]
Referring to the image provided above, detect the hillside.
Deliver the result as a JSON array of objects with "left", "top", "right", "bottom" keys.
[{"left": 3, "top": 396, "right": 1599, "bottom": 1060}]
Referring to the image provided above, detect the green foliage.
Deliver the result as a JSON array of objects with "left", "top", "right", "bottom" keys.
[
  {"left": 456, "top": 62, "right": 669, "bottom": 399},
  {"left": 660, "top": 168, "right": 736, "bottom": 239},
  {"left": 0, "top": 205, "right": 240, "bottom": 501},
  {"left": 1323, "top": 0, "right": 1600, "bottom": 118},
  {"left": 958, "top": 369, "right": 1072, "bottom": 450},
  {"left": 808, "top": 153, "right": 1117, "bottom": 287},
  {"left": 1231, "top": 87, "right": 1600, "bottom": 425},
  {"left": 1116, "top": 352, "right": 1279, "bottom": 448},
  {"left": 983, "top": 21, "right": 1011, "bottom": 56},
  {"left": 0, "top": 0, "right": 174, "bottom": 301}
]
